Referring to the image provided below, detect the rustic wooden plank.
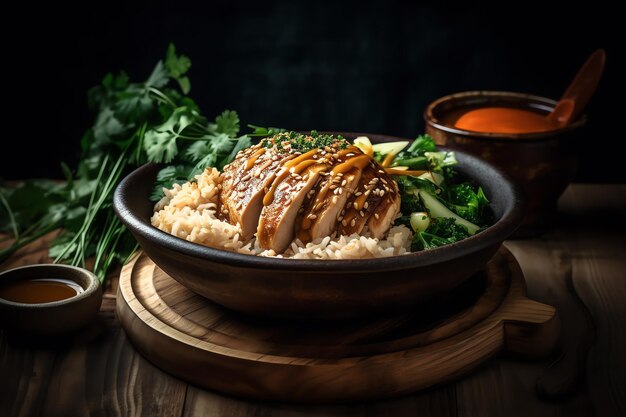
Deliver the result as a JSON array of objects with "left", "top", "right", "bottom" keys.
[
  {"left": 182, "top": 384, "right": 457, "bottom": 417},
  {"left": 456, "top": 360, "right": 593, "bottom": 417},
  {"left": 0, "top": 328, "right": 188, "bottom": 417},
  {"left": 560, "top": 185, "right": 626, "bottom": 417}
]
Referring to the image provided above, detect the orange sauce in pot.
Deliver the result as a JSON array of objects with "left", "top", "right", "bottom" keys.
[{"left": 455, "top": 107, "right": 558, "bottom": 134}]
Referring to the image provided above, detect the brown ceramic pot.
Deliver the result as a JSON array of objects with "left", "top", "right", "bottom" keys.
[{"left": 425, "top": 91, "right": 585, "bottom": 237}]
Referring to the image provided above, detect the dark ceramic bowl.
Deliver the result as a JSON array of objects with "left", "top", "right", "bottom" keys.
[
  {"left": 113, "top": 133, "right": 524, "bottom": 319},
  {"left": 0, "top": 264, "right": 102, "bottom": 335},
  {"left": 425, "top": 91, "right": 586, "bottom": 236}
]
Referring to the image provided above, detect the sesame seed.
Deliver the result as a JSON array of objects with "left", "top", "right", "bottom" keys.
[
  {"left": 375, "top": 213, "right": 380, "bottom": 219},
  {"left": 380, "top": 190, "right": 385, "bottom": 196},
  {"left": 342, "top": 219, "right": 347, "bottom": 226},
  {"left": 346, "top": 153, "right": 355, "bottom": 157},
  {"left": 364, "top": 202, "right": 369, "bottom": 209},
  {"left": 359, "top": 210, "right": 364, "bottom": 217},
  {"left": 341, "top": 179, "right": 347, "bottom": 186},
  {"left": 353, "top": 202, "right": 359, "bottom": 209},
  {"left": 241, "top": 174, "right": 251, "bottom": 182},
  {"left": 330, "top": 184, "right": 338, "bottom": 190},
  {"left": 337, "top": 172, "right": 344, "bottom": 177},
  {"left": 338, "top": 188, "right": 343, "bottom": 194},
  {"left": 355, "top": 191, "right": 363, "bottom": 196},
  {"left": 337, "top": 216, "right": 343, "bottom": 221},
  {"left": 378, "top": 170, "right": 384, "bottom": 174},
  {"left": 350, "top": 219, "right": 356, "bottom": 227}
]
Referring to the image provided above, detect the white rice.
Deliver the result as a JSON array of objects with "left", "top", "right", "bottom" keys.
[{"left": 151, "top": 168, "right": 413, "bottom": 259}]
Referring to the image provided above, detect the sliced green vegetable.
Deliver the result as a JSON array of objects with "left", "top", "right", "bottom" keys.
[
  {"left": 418, "top": 190, "right": 480, "bottom": 235},
  {"left": 372, "top": 141, "right": 409, "bottom": 156}
]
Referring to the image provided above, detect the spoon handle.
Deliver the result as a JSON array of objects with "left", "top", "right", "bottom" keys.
[{"left": 548, "top": 49, "right": 606, "bottom": 127}]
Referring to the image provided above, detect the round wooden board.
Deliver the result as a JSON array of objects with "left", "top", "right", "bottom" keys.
[{"left": 116, "top": 247, "right": 559, "bottom": 403}]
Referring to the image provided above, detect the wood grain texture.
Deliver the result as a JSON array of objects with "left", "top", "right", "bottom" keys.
[{"left": 116, "top": 247, "right": 557, "bottom": 403}]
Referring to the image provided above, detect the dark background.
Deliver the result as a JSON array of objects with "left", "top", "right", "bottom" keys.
[{"left": 2, "top": 1, "right": 622, "bottom": 181}]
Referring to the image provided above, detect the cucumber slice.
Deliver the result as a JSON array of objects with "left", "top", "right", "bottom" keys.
[
  {"left": 418, "top": 190, "right": 480, "bottom": 235},
  {"left": 372, "top": 141, "right": 409, "bottom": 156}
]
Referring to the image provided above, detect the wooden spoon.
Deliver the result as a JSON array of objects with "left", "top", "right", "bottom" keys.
[{"left": 547, "top": 49, "right": 606, "bottom": 128}]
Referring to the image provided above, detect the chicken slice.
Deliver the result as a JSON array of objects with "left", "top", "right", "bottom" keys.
[
  {"left": 257, "top": 170, "right": 322, "bottom": 253},
  {"left": 220, "top": 146, "right": 293, "bottom": 240}
]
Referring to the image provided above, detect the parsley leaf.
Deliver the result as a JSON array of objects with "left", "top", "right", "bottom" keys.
[
  {"left": 165, "top": 43, "right": 192, "bottom": 94},
  {"left": 214, "top": 110, "right": 240, "bottom": 138}
]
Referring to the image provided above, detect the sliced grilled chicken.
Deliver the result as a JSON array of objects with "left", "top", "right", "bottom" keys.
[
  {"left": 337, "top": 161, "right": 399, "bottom": 237},
  {"left": 219, "top": 132, "right": 401, "bottom": 252},
  {"left": 257, "top": 169, "right": 323, "bottom": 253},
  {"left": 367, "top": 193, "right": 401, "bottom": 238},
  {"left": 220, "top": 145, "right": 294, "bottom": 240},
  {"left": 296, "top": 169, "right": 361, "bottom": 243}
]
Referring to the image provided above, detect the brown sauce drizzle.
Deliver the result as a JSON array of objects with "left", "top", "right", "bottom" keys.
[
  {"left": 242, "top": 140, "right": 397, "bottom": 243},
  {"left": 245, "top": 148, "right": 266, "bottom": 170}
]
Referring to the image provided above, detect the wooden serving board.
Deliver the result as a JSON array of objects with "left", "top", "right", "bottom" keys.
[{"left": 116, "top": 247, "right": 559, "bottom": 403}]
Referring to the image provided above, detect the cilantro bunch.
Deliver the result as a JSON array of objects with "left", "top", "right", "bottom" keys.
[{"left": 0, "top": 44, "right": 251, "bottom": 281}]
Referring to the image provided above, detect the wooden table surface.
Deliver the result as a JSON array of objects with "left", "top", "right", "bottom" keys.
[{"left": 1, "top": 184, "right": 625, "bottom": 417}]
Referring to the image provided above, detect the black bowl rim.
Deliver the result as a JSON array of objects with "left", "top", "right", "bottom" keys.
[
  {"left": 424, "top": 90, "right": 587, "bottom": 142},
  {"left": 113, "top": 134, "right": 525, "bottom": 273}
]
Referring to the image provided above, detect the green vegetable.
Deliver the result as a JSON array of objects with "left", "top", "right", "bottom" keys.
[
  {"left": 392, "top": 135, "right": 456, "bottom": 175},
  {"left": 445, "top": 184, "right": 489, "bottom": 224},
  {"left": 372, "top": 141, "right": 409, "bottom": 157},
  {"left": 394, "top": 142, "right": 490, "bottom": 251},
  {"left": 410, "top": 212, "right": 430, "bottom": 233},
  {"left": 0, "top": 44, "right": 253, "bottom": 281},
  {"left": 411, "top": 217, "right": 472, "bottom": 251},
  {"left": 418, "top": 190, "right": 480, "bottom": 235},
  {"left": 262, "top": 131, "right": 348, "bottom": 153}
]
